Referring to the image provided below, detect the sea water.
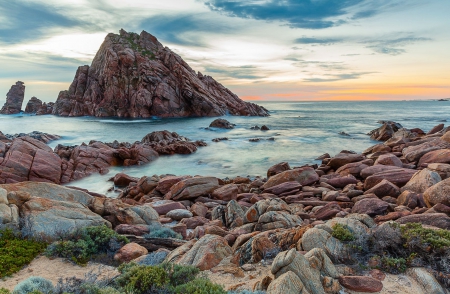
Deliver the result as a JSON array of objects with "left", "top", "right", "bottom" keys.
[{"left": 1, "top": 101, "right": 448, "bottom": 196}]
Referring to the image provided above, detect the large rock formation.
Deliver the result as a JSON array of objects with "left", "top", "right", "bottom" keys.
[
  {"left": 0, "top": 81, "right": 25, "bottom": 114},
  {"left": 53, "top": 29, "right": 268, "bottom": 118}
]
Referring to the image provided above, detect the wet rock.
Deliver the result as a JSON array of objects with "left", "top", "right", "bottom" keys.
[
  {"left": 423, "top": 177, "right": 450, "bottom": 207},
  {"left": 368, "top": 121, "right": 403, "bottom": 141},
  {"left": 24, "top": 97, "right": 43, "bottom": 113},
  {"left": 0, "top": 81, "right": 25, "bottom": 114},
  {"left": 261, "top": 125, "right": 270, "bottom": 131},
  {"left": 212, "top": 137, "right": 228, "bottom": 142},
  {"left": 114, "top": 242, "right": 148, "bottom": 263},
  {"left": 338, "top": 276, "right": 383, "bottom": 293},
  {"left": 267, "top": 162, "right": 290, "bottom": 178},
  {"left": 209, "top": 118, "right": 236, "bottom": 129},
  {"left": 114, "top": 173, "right": 139, "bottom": 187}
]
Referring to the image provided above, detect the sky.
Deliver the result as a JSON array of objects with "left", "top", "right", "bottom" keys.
[{"left": 0, "top": 0, "right": 449, "bottom": 102}]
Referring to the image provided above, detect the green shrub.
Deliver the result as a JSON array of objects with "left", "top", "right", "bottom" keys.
[
  {"left": 144, "top": 224, "right": 182, "bottom": 240},
  {"left": 227, "top": 291, "right": 266, "bottom": 294},
  {"left": 380, "top": 256, "right": 407, "bottom": 273},
  {"left": 45, "top": 226, "right": 128, "bottom": 265},
  {"left": 13, "top": 276, "right": 54, "bottom": 294},
  {"left": 0, "top": 229, "right": 47, "bottom": 278},
  {"left": 174, "top": 278, "right": 226, "bottom": 294},
  {"left": 401, "top": 223, "right": 450, "bottom": 249},
  {"left": 0, "top": 288, "right": 11, "bottom": 294},
  {"left": 79, "top": 283, "right": 121, "bottom": 294},
  {"left": 115, "top": 264, "right": 168, "bottom": 294},
  {"left": 159, "top": 263, "right": 199, "bottom": 287},
  {"left": 136, "top": 251, "right": 168, "bottom": 266},
  {"left": 331, "top": 224, "right": 355, "bottom": 241}
]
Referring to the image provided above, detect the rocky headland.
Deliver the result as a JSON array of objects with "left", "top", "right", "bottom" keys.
[{"left": 1, "top": 120, "right": 450, "bottom": 293}]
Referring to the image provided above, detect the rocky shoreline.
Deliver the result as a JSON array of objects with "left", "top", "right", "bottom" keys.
[{"left": 1, "top": 120, "right": 450, "bottom": 293}]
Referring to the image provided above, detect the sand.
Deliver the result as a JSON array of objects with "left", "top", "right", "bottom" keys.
[{"left": 0, "top": 255, "right": 119, "bottom": 291}]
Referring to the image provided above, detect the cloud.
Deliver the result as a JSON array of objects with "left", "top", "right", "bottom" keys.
[
  {"left": 0, "top": 1, "right": 85, "bottom": 44},
  {"left": 294, "top": 37, "right": 342, "bottom": 45},
  {"left": 304, "top": 72, "right": 374, "bottom": 82},
  {"left": 204, "top": 65, "right": 269, "bottom": 80},
  {"left": 139, "top": 13, "right": 233, "bottom": 46},
  {"left": 365, "top": 36, "right": 432, "bottom": 55},
  {"left": 201, "top": 0, "right": 394, "bottom": 29}
]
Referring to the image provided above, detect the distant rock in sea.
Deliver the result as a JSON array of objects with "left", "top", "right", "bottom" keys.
[
  {"left": 0, "top": 81, "right": 25, "bottom": 114},
  {"left": 52, "top": 29, "right": 268, "bottom": 118}
]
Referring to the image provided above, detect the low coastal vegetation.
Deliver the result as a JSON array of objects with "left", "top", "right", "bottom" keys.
[
  {"left": 0, "top": 228, "right": 47, "bottom": 278},
  {"left": 331, "top": 223, "right": 355, "bottom": 241},
  {"left": 143, "top": 223, "right": 182, "bottom": 240},
  {"left": 45, "top": 226, "right": 129, "bottom": 266}
]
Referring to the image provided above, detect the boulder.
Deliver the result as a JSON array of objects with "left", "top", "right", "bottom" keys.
[
  {"left": 325, "top": 175, "right": 358, "bottom": 189},
  {"left": 364, "top": 179, "right": 400, "bottom": 198},
  {"left": 190, "top": 202, "right": 208, "bottom": 217},
  {"left": 327, "top": 153, "right": 365, "bottom": 170},
  {"left": 427, "top": 124, "right": 445, "bottom": 135},
  {"left": 225, "top": 200, "right": 245, "bottom": 229},
  {"left": 418, "top": 149, "right": 450, "bottom": 167},
  {"left": 263, "top": 181, "right": 302, "bottom": 195},
  {"left": 262, "top": 167, "right": 319, "bottom": 190},
  {"left": 374, "top": 153, "right": 403, "bottom": 167},
  {"left": 150, "top": 200, "right": 186, "bottom": 215},
  {"left": 114, "top": 242, "right": 148, "bottom": 262},
  {"left": 406, "top": 267, "right": 447, "bottom": 294},
  {"left": 212, "top": 184, "right": 238, "bottom": 201},
  {"left": 401, "top": 169, "right": 441, "bottom": 193},
  {"left": 368, "top": 121, "right": 402, "bottom": 141},
  {"left": 209, "top": 118, "right": 235, "bottom": 129},
  {"left": 24, "top": 97, "right": 43, "bottom": 113},
  {"left": 360, "top": 165, "right": 401, "bottom": 178},
  {"left": 267, "top": 162, "right": 290, "bottom": 178},
  {"left": 427, "top": 163, "right": 450, "bottom": 180},
  {"left": 171, "top": 234, "right": 232, "bottom": 270},
  {"left": 338, "top": 276, "right": 383, "bottom": 293},
  {"left": 266, "top": 271, "right": 304, "bottom": 294},
  {"left": 166, "top": 209, "right": 193, "bottom": 221},
  {"left": 156, "top": 175, "right": 192, "bottom": 194},
  {"left": 21, "top": 197, "right": 111, "bottom": 240},
  {"left": 402, "top": 139, "right": 450, "bottom": 162},
  {"left": 114, "top": 224, "right": 150, "bottom": 236},
  {"left": 256, "top": 211, "right": 302, "bottom": 231},
  {"left": 336, "top": 161, "right": 370, "bottom": 177},
  {"left": 352, "top": 198, "right": 389, "bottom": 216},
  {"left": 166, "top": 177, "right": 220, "bottom": 200},
  {"left": 113, "top": 173, "right": 139, "bottom": 186},
  {"left": 423, "top": 178, "right": 450, "bottom": 207},
  {"left": 180, "top": 216, "right": 209, "bottom": 229},
  {"left": 364, "top": 168, "right": 416, "bottom": 190},
  {"left": 396, "top": 213, "right": 450, "bottom": 230},
  {"left": 396, "top": 191, "right": 419, "bottom": 209},
  {"left": 0, "top": 137, "right": 62, "bottom": 184}
]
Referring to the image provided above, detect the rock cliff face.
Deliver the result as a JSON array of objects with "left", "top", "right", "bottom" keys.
[
  {"left": 0, "top": 81, "right": 25, "bottom": 114},
  {"left": 53, "top": 29, "right": 268, "bottom": 118}
]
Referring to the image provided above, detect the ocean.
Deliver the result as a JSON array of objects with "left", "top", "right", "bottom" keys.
[{"left": 1, "top": 101, "right": 448, "bottom": 196}]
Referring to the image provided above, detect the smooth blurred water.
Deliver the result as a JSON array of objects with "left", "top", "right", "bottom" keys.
[{"left": 1, "top": 101, "right": 449, "bottom": 195}]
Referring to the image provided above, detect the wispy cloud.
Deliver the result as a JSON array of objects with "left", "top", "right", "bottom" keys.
[
  {"left": 365, "top": 35, "right": 432, "bottom": 55},
  {"left": 202, "top": 0, "right": 397, "bottom": 29},
  {"left": 204, "top": 65, "right": 271, "bottom": 80},
  {"left": 304, "top": 72, "right": 375, "bottom": 82},
  {"left": 294, "top": 37, "right": 343, "bottom": 45}
]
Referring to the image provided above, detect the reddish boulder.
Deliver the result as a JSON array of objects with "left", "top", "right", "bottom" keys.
[
  {"left": 190, "top": 202, "right": 208, "bottom": 217},
  {"left": 352, "top": 198, "right": 389, "bottom": 216},
  {"left": 114, "top": 242, "right": 148, "bottom": 262},
  {"left": 401, "top": 168, "right": 441, "bottom": 193},
  {"left": 327, "top": 153, "right": 365, "bottom": 170},
  {"left": 267, "top": 162, "right": 290, "bottom": 178},
  {"left": 114, "top": 224, "right": 150, "bottom": 236},
  {"left": 396, "top": 213, "right": 450, "bottom": 229},
  {"left": 418, "top": 149, "right": 450, "bottom": 167},
  {"left": 336, "top": 161, "right": 370, "bottom": 177},
  {"left": 427, "top": 123, "right": 444, "bottom": 135},
  {"left": 212, "top": 184, "right": 238, "bottom": 201},
  {"left": 360, "top": 165, "right": 401, "bottom": 179},
  {"left": 313, "top": 202, "right": 342, "bottom": 220},
  {"left": 364, "top": 179, "right": 400, "bottom": 198},
  {"left": 368, "top": 121, "right": 402, "bottom": 141},
  {"left": 114, "top": 173, "right": 139, "bottom": 187},
  {"left": 396, "top": 191, "right": 419, "bottom": 209},
  {"left": 338, "top": 276, "right": 383, "bottom": 292},
  {"left": 263, "top": 181, "right": 302, "bottom": 195},
  {"left": 423, "top": 177, "right": 450, "bottom": 207},
  {"left": 364, "top": 168, "right": 417, "bottom": 190},
  {"left": 402, "top": 139, "right": 450, "bottom": 162},
  {"left": 326, "top": 175, "right": 358, "bottom": 189},
  {"left": 150, "top": 201, "right": 186, "bottom": 215},
  {"left": 374, "top": 153, "right": 403, "bottom": 167},
  {"left": 167, "top": 177, "right": 220, "bottom": 200},
  {"left": 180, "top": 216, "right": 210, "bottom": 229},
  {"left": 24, "top": 97, "right": 43, "bottom": 113},
  {"left": 262, "top": 167, "right": 319, "bottom": 189}
]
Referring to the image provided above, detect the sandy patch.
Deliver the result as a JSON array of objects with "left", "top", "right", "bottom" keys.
[{"left": 0, "top": 255, "right": 119, "bottom": 291}]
